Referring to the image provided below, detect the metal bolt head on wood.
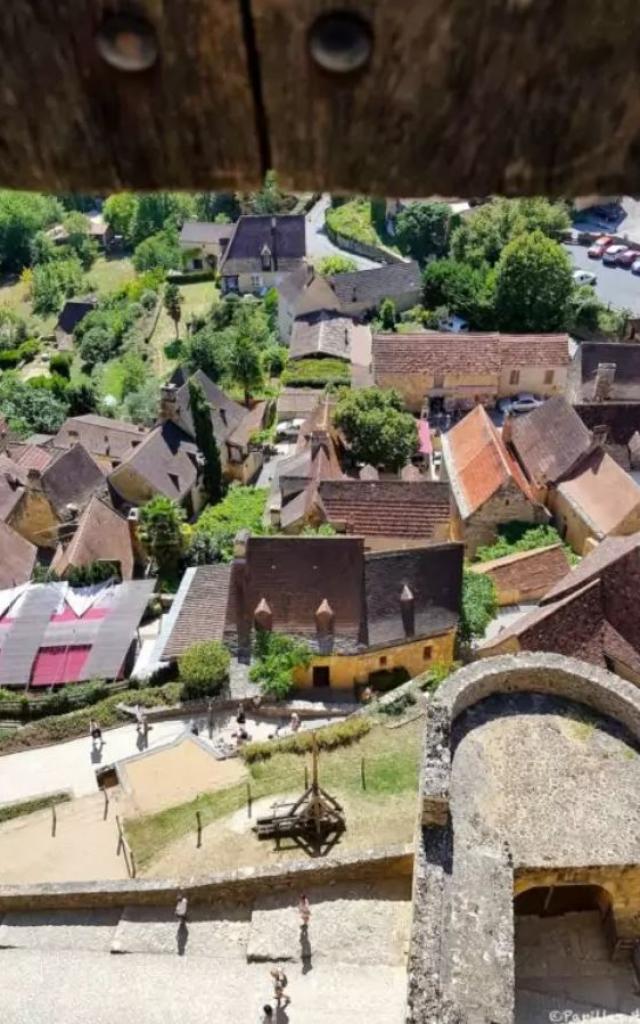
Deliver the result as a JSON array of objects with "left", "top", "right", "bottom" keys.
[
  {"left": 96, "top": 12, "right": 159, "bottom": 72},
  {"left": 308, "top": 11, "right": 373, "bottom": 74}
]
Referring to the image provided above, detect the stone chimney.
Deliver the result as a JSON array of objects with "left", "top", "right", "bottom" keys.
[
  {"left": 233, "top": 529, "right": 251, "bottom": 660},
  {"left": 594, "top": 362, "right": 616, "bottom": 402},
  {"left": 159, "top": 382, "right": 179, "bottom": 422},
  {"left": 27, "top": 467, "right": 42, "bottom": 490},
  {"left": 310, "top": 430, "right": 329, "bottom": 459},
  {"left": 254, "top": 598, "right": 273, "bottom": 631},
  {"left": 591, "top": 424, "right": 609, "bottom": 448},
  {"left": 400, "top": 584, "right": 415, "bottom": 637},
  {"left": 233, "top": 528, "right": 251, "bottom": 560},
  {"left": 127, "top": 507, "right": 143, "bottom": 563}
]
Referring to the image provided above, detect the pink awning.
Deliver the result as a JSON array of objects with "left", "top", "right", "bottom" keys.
[
  {"left": 417, "top": 419, "right": 432, "bottom": 456},
  {"left": 30, "top": 645, "right": 91, "bottom": 686}
]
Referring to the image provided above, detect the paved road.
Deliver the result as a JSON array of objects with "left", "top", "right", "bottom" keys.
[
  {"left": 564, "top": 243, "right": 640, "bottom": 314},
  {"left": 305, "top": 195, "right": 381, "bottom": 269}
]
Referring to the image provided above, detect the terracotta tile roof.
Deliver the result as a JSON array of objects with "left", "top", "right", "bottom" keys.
[
  {"left": 53, "top": 415, "right": 148, "bottom": 463},
  {"left": 51, "top": 495, "right": 135, "bottom": 580},
  {"left": 442, "top": 405, "right": 535, "bottom": 518},
  {"left": 11, "top": 444, "right": 55, "bottom": 472},
  {"left": 0, "top": 519, "right": 36, "bottom": 588},
  {"left": 498, "top": 334, "right": 569, "bottom": 367},
  {"left": 317, "top": 479, "right": 451, "bottom": 539},
  {"left": 109, "top": 421, "right": 199, "bottom": 502},
  {"left": 373, "top": 332, "right": 501, "bottom": 377},
  {"left": 542, "top": 532, "right": 640, "bottom": 604},
  {"left": 289, "top": 313, "right": 353, "bottom": 361},
  {"left": 469, "top": 544, "right": 570, "bottom": 603},
  {"left": 557, "top": 447, "right": 640, "bottom": 537},
  {"left": 509, "top": 396, "right": 592, "bottom": 486},
  {"left": 162, "top": 564, "right": 232, "bottom": 659}
]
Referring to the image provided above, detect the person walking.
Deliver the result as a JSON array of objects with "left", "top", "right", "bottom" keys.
[
  {"left": 271, "top": 967, "right": 289, "bottom": 1007},
  {"left": 259, "top": 1006, "right": 273, "bottom": 1023},
  {"left": 175, "top": 890, "right": 188, "bottom": 922},
  {"left": 298, "top": 892, "right": 311, "bottom": 929},
  {"left": 89, "top": 719, "right": 103, "bottom": 749}
]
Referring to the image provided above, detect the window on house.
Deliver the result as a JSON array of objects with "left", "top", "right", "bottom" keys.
[
  {"left": 544, "top": 369, "right": 554, "bottom": 385},
  {"left": 509, "top": 369, "right": 520, "bottom": 385},
  {"left": 251, "top": 273, "right": 263, "bottom": 290},
  {"left": 423, "top": 646, "right": 432, "bottom": 661},
  {"left": 193, "top": 258, "right": 203, "bottom": 270},
  {"left": 313, "top": 665, "right": 331, "bottom": 688},
  {"left": 379, "top": 656, "right": 387, "bottom": 667}
]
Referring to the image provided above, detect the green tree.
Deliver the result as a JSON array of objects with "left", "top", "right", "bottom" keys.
[
  {"left": 450, "top": 197, "right": 570, "bottom": 268},
  {"left": 120, "top": 378, "right": 159, "bottom": 425},
  {"left": 0, "top": 375, "right": 68, "bottom": 435},
  {"left": 246, "top": 171, "right": 292, "bottom": 216},
  {"left": 379, "top": 297, "right": 397, "bottom": 331},
  {"left": 31, "top": 256, "right": 84, "bottom": 315},
  {"left": 317, "top": 254, "right": 357, "bottom": 275},
  {"left": 0, "top": 308, "right": 29, "bottom": 350},
  {"left": 333, "top": 387, "right": 417, "bottom": 472},
  {"left": 164, "top": 282, "right": 183, "bottom": 338},
  {"left": 62, "top": 211, "right": 98, "bottom": 269},
  {"left": 262, "top": 344, "right": 288, "bottom": 377},
  {"left": 396, "top": 201, "right": 454, "bottom": 262},
  {"left": 189, "top": 379, "right": 224, "bottom": 503},
  {"left": 423, "top": 259, "right": 496, "bottom": 329},
  {"left": 0, "top": 191, "right": 63, "bottom": 272},
  {"left": 80, "top": 325, "right": 115, "bottom": 367},
  {"left": 178, "top": 640, "right": 230, "bottom": 700},
  {"left": 30, "top": 230, "right": 58, "bottom": 265},
  {"left": 249, "top": 631, "right": 312, "bottom": 699},
  {"left": 459, "top": 570, "right": 497, "bottom": 642},
  {"left": 184, "top": 323, "right": 228, "bottom": 381},
  {"left": 131, "top": 193, "right": 195, "bottom": 245},
  {"left": 194, "top": 192, "right": 240, "bottom": 222},
  {"left": 120, "top": 351, "right": 146, "bottom": 396},
  {"left": 132, "top": 229, "right": 181, "bottom": 273},
  {"left": 229, "top": 334, "right": 263, "bottom": 405},
  {"left": 103, "top": 192, "right": 139, "bottom": 241},
  {"left": 494, "top": 230, "right": 573, "bottom": 332},
  {"left": 139, "top": 496, "right": 185, "bottom": 579}
]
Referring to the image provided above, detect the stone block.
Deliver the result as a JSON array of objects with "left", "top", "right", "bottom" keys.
[
  {"left": 0, "top": 908, "right": 120, "bottom": 952},
  {"left": 111, "top": 903, "right": 250, "bottom": 958}
]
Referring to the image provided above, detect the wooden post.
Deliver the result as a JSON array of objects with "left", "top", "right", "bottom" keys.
[
  {"left": 51, "top": 802, "right": 57, "bottom": 837},
  {"left": 130, "top": 848, "right": 136, "bottom": 879},
  {"left": 207, "top": 700, "right": 214, "bottom": 740},
  {"left": 246, "top": 781, "right": 252, "bottom": 818},
  {"left": 103, "top": 788, "right": 109, "bottom": 820},
  {"left": 196, "top": 810, "right": 202, "bottom": 848},
  {"left": 361, "top": 756, "right": 366, "bottom": 791},
  {"left": 115, "top": 813, "right": 123, "bottom": 854},
  {"left": 304, "top": 765, "right": 309, "bottom": 789}
]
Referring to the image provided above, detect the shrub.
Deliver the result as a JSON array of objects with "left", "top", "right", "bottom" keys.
[
  {"left": 241, "top": 715, "right": 371, "bottom": 763},
  {"left": 178, "top": 641, "right": 230, "bottom": 700},
  {"left": 281, "top": 357, "right": 350, "bottom": 388},
  {"left": 325, "top": 198, "right": 379, "bottom": 246},
  {"left": 18, "top": 338, "right": 40, "bottom": 362},
  {"left": 249, "top": 631, "right": 312, "bottom": 699},
  {"left": 49, "top": 352, "right": 72, "bottom": 378},
  {"left": 474, "top": 521, "right": 577, "bottom": 566},
  {"left": 459, "top": 570, "right": 497, "bottom": 642},
  {"left": 0, "top": 349, "right": 20, "bottom": 368},
  {"left": 140, "top": 289, "right": 158, "bottom": 311}
]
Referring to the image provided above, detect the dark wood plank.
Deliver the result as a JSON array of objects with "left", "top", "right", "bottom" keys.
[
  {"left": 253, "top": 0, "right": 640, "bottom": 197},
  {"left": 0, "top": 1, "right": 261, "bottom": 191}
]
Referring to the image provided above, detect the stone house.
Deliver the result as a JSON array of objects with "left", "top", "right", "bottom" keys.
[
  {"left": 51, "top": 494, "right": 138, "bottom": 581},
  {"left": 178, "top": 220, "right": 233, "bottom": 272},
  {"left": 160, "top": 534, "right": 464, "bottom": 693},
  {"left": 508, "top": 396, "right": 640, "bottom": 554},
  {"left": 219, "top": 214, "right": 306, "bottom": 297},
  {"left": 52, "top": 414, "right": 148, "bottom": 472},
  {"left": 441, "top": 405, "right": 547, "bottom": 555},
  {"left": 479, "top": 532, "right": 640, "bottom": 683},
  {"left": 568, "top": 340, "right": 640, "bottom": 469},
  {"left": 467, "top": 543, "right": 570, "bottom": 606},
  {"left": 108, "top": 419, "right": 206, "bottom": 517},
  {"left": 372, "top": 332, "right": 570, "bottom": 414}
]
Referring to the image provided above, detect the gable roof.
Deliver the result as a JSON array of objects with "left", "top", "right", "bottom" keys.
[
  {"left": 161, "top": 564, "right": 232, "bottom": 660},
  {"left": 373, "top": 332, "right": 502, "bottom": 377},
  {"left": 469, "top": 544, "right": 570, "bottom": 603},
  {"left": 276, "top": 387, "right": 324, "bottom": 421},
  {"left": 179, "top": 220, "right": 232, "bottom": 247},
  {"left": 219, "top": 214, "right": 306, "bottom": 275},
  {"left": 509, "top": 396, "right": 593, "bottom": 486},
  {"left": 39, "top": 444, "right": 106, "bottom": 516},
  {"left": 0, "top": 520, "right": 36, "bottom": 589},
  {"left": 51, "top": 495, "right": 135, "bottom": 580},
  {"left": 542, "top": 532, "right": 640, "bottom": 604},
  {"left": 53, "top": 415, "right": 148, "bottom": 463},
  {"left": 442, "top": 405, "right": 535, "bottom": 518},
  {"left": 173, "top": 369, "right": 247, "bottom": 445},
  {"left": 0, "top": 454, "right": 27, "bottom": 521},
  {"left": 497, "top": 334, "right": 570, "bottom": 367},
  {"left": 9, "top": 443, "right": 55, "bottom": 472},
  {"left": 572, "top": 341, "right": 640, "bottom": 402},
  {"left": 110, "top": 421, "right": 199, "bottom": 501},
  {"left": 556, "top": 447, "right": 640, "bottom": 537},
  {"left": 328, "top": 261, "right": 421, "bottom": 308},
  {"left": 289, "top": 313, "right": 354, "bottom": 361},
  {"left": 317, "top": 479, "right": 451, "bottom": 539}
]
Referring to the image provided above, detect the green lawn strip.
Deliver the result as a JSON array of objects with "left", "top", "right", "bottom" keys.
[
  {"left": 88, "top": 256, "right": 136, "bottom": 296},
  {"left": 0, "top": 790, "right": 71, "bottom": 824},
  {"left": 150, "top": 280, "right": 218, "bottom": 376},
  {"left": 99, "top": 357, "right": 126, "bottom": 400},
  {"left": 0, "top": 682, "right": 182, "bottom": 755},
  {"left": 125, "top": 719, "right": 422, "bottom": 870}
]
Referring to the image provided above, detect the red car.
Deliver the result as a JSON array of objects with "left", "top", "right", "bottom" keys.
[
  {"left": 616, "top": 248, "right": 638, "bottom": 267},
  {"left": 587, "top": 235, "right": 613, "bottom": 258}
]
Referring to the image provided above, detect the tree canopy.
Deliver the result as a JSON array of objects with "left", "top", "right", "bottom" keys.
[
  {"left": 450, "top": 197, "right": 570, "bottom": 268},
  {"left": 316, "top": 254, "right": 357, "bottom": 275},
  {"left": 189, "top": 378, "right": 224, "bottom": 504},
  {"left": 0, "top": 191, "right": 63, "bottom": 272},
  {"left": 178, "top": 640, "right": 230, "bottom": 700},
  {"left": 249, "top": 630, "right": 312, "bottom": 699},
  {"left": 0, "top": 374, "right": 68, "bottom": 435},
  {"left": 132, "top": 229, "right": 181, "bottom": 273},
  {"left": 395, "top": 201, "right": 454, "bottom": 263},
  {"left": 494, "top": 230, "right": 574, "bottom": 332},
  {"left": 139, "top": 496, "right": 185, "bottom": 580},
  {"left": 333, "top": 387, "right": 417, "bottom": 472},
  {"left": 193, "top": 485, "right": 267, "bottom": 561},
  {"left": 423, "top": 259, "right": 496, "bottom": 329}
]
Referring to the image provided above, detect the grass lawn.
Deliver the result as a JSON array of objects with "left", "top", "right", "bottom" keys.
[
  {"left": 87, "top": 255, "right": 136, "bottom": 295},
  {"left": 149, "top": 280, "right": 218, "bottom": 377},
  {"left": 99, "top": 358, "right": 127, "bottom": 401},
  {"left": 0, "top": 275, "right": 56, "bottom": 337},
  {"left": 125, "top": 716, "right": 423, "bottom": 872}
]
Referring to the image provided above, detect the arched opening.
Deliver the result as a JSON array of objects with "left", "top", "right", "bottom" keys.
[{"left": 515, "top": 883, "right": 612, "bottom": 919}]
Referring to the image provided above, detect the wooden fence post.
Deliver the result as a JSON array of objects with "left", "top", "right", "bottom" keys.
[
  {"left": 247, "top": 781, "right": 252, "bottom": 818},
  {"left": 51, "top": 802, "right": 57, "bottom": 837},
  {"left": 196, "top": 810, "right": 202, "bottom": 848},
  {"left": 103, "top": 788, "right": 109, "bottom": 820},
  {"left": 361, "top": 756, "right": 366, "bottom": 791}
]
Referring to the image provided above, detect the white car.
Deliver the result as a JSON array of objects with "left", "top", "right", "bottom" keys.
[
  {"left": 572, "top": 270, "right": 596, "bottom": 286},
  {"left": 438, "top": 314, "right": 469, "bottom": 333},
  {"left": 602, "top": 244, "right": 627, "bottom": 265},
  {"left": 503, "top": 393, "right": 544, "bottom": 415}
]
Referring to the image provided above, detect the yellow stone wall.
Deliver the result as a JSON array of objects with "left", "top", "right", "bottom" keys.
[
  {"left": 8, "top": 491, "right": 59, "bottom": 549},
  {"left": 293, "top": 630, "right": 456, "bottom": 689}
]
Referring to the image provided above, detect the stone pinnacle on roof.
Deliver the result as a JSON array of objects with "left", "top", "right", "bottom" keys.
[
  {"left": 315, "top": 597, "right": 335, "bottom": 632},
  {"left": 254, "top": 597, "right": 273, "bottom": 630}
]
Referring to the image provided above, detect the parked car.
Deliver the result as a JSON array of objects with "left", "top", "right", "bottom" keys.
[
  {"left": 501, "top": 393, "right": 544, "bottom": 416},
  {"left": 602, "top": 244, "right": 627, "bottom": 265},
  {"left": 617, "top": 248, "right": 638, "bottom": 267},
  {"left": 632, "top": 259, "right": 640, "bottom": 275},
  {"left": 438, "top": 314, "right": 469, "bottom": 334},
  {"left": 572, "top": 270, "right": 596, "bottom": 286},
  {"left": 587, "top": 235, "right": 613, "bottom": 258}
]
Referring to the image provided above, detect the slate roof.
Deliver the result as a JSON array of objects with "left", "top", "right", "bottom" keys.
[
  {"left": 372, "top": 331, "right": 569, "bottom": 378},
  {"left": 174, "top": 369, "right": 247, "bottom": 446},
  {"left": 110, "top": 421, "right": 199, "bottom": 502},
  {"left": 289, "top": 313, "right": 354, "bottom": 361},
  {"left": 226, "top": 400, "right": 268, "bottom": 449},
  {"left": 469, "top": 544, "right": 570, "bottom": 603},
  {"left": 0, "top": 520, "right": 36, "bottom": 588},
  {"left": 55, "top": 297, "right": 96, "bottom": 340},
  {"left": 53, "top": 415, "right": 147, "bottom": 464},
  {"left": 219, "top": 215, "right": 306, "bottom": 276},
  {"left": 161, "top": 564, "right": 232, "bottom": 659},
  {"left": 556, "top": 447, "right": 640, "bottom": 537},
  {"left": 574, "top": 403, "right": 640, "bottom": 447},
  {"left": 51, "top": 495, "right": 135, "bottom": 580},
  {"left": 442, "top": 405, "right": 535, "bottom": 519},
  {"left": 39, "top": 444, "right": 106, "bottom": 516},
  {"left": 509, "top": 396, "right": 593, "bottom": 486},
  {"left": 276, "top": 387, "right": 324, "bottom": 421},
  {"left": 572, "top": 341, "right": 640, "bottom": 401},
  {"left": 179, "top": 220, "right": 232, "bottom": 247},
  {"left": 317, "top": 479, "right": 451, "bottom": 539},
  {"left": 328, "top": 261, "right": 421, "bottom": 308}
]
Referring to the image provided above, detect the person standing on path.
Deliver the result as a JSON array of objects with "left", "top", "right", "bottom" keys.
[
  {"left": 271, "top": 967, "right": 290, "bottom": 1007},
  {"left": 89, "top": 719, "right": 103, "bottom": 750},
  {"left": 298, "top": 893, "right": 311, "bottom": 929}
]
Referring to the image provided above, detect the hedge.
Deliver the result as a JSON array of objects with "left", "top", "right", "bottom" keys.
[
  {"left": 0, "top": 791, "right": 71, "bottom": 824},
  {"left": 241, "top": 715, "right": 371, "bottom": 763},
  {"left": 281, "top": 357, "right": 350, "bottom": 388}
]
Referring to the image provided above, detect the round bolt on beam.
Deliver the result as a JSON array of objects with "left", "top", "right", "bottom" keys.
[
  {"left": 96, "top": 13, "right": 159, "bottom": 73},
  {"left": 309, "top": 11, "right": 373, "bottom": 74}
]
